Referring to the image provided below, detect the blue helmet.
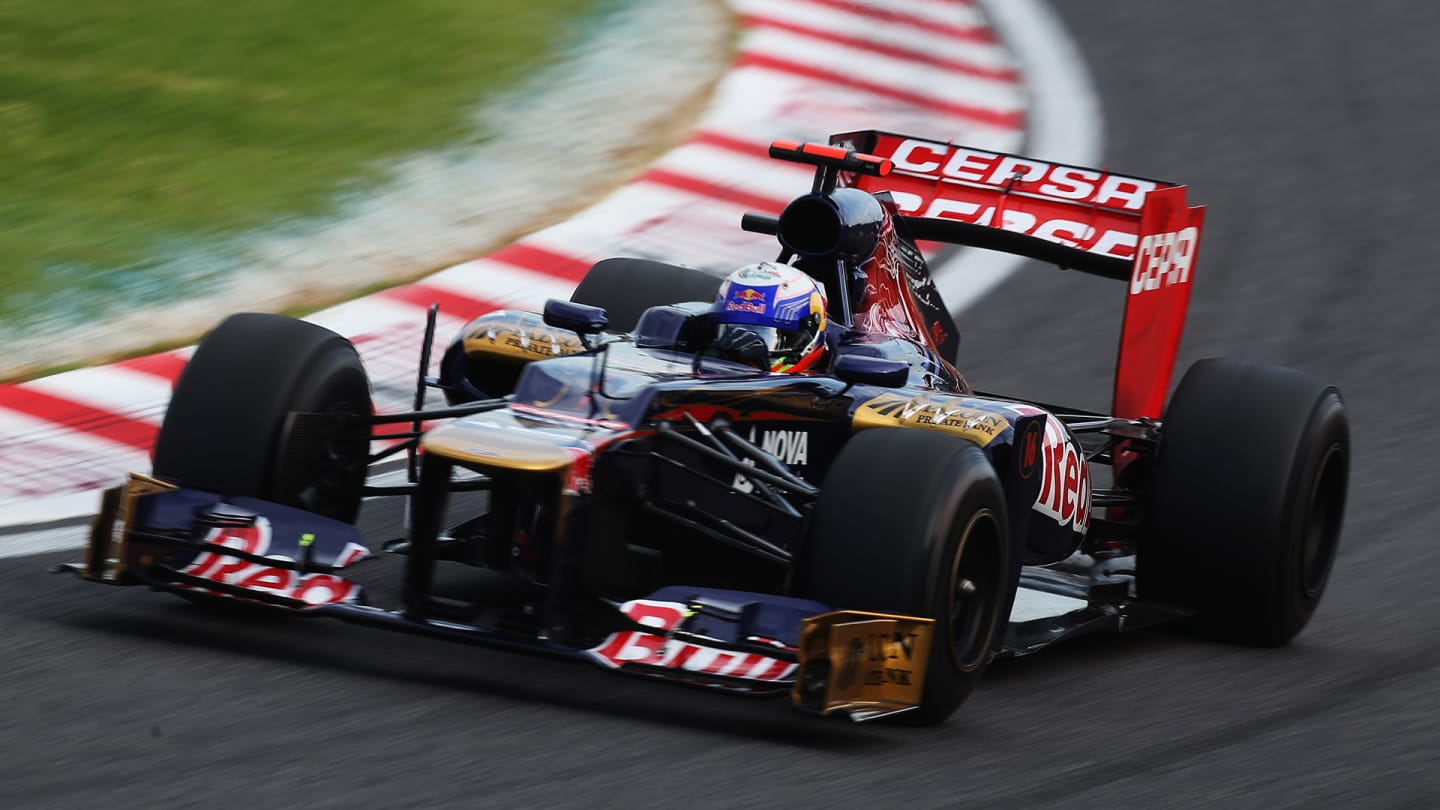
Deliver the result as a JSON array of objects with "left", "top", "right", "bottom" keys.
[{"left": 711, "top": 262, "right": 828, "bottom": 372}]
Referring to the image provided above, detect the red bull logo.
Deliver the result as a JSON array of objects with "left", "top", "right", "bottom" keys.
[
  {"left": 587, "top": 599, "right": 796, "bottom": 682},
  {"left": 726, "top": 286, "right": 768, "bottom": 314},
  {"left": 179, "top": 517, "right": 369, "bottom": 607}
]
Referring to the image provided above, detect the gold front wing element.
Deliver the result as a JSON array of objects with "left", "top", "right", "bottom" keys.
[
  {"left": 85, "top": 472, "right": 177, "bottom": 581},
  {"left": 793, "top": 610, "right": 935, "bottom": 722}
]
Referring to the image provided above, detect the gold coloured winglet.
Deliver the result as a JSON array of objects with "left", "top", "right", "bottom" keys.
[{"left": 792, "top": 610, "right": 935, "bottom": 722}]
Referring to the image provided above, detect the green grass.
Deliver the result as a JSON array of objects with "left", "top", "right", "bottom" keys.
[{"left": 0, "top": 0, "right": 600, "bottom": 331}]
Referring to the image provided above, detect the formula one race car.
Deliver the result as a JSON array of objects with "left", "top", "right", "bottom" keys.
[{"left": 66, "top": 131, "right": 1350, "bottom": 725}]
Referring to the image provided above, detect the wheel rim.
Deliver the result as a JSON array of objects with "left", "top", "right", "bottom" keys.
[
  {"left": 290, "top": 397, "right": 368, "bottom": 520},
  {"left": 1299, "top": 442, "right": 1346, "bottom": 599},
  {"left": 949, "top": 508, "right": 1002, "bottom": 672}
]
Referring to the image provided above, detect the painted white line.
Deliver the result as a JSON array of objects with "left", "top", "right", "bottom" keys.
[
  {"left": 703, "top": 68, "right": 1025, "bottom": 150},
  {"left": 304, "top": 297, "right": 444, "bottom": 338},
  {"left": 931, "top": 0, "right": 1104, "bottom": 313},
  {"left": 0, "top": 408, "right": 151, "bottom": 471},
  {"left": 527, "top": 183, "right": 780, "bottom": 270},
  {"left": 0, "top": 408, "right": 147, "bottom": 526},
  {"left": 0, "top": 520, "right": 92, "bottom": 557},
  {"left": 22, "top": 366, "right": 173, "bottom": 424},
  {"left": 741, "top": 28, "right": 1025, "bottom": 109},
  {"left": 425, "top": 260, "right": 581, "bottom": 307},
  {"left": 980, "top": 0, "right": 1104, "bottom": 165},
  {"left": 650, "top": 143, "right": 815, "bottom": 199},
  {"left": 0, "top": 492, "right": 103, "bottom": 536},
  {"left": 730, "top": 1, "right": 1019, "bottom": 73},
  {"left": 819, "top": 0, "right": 993, "bottom": 30}
]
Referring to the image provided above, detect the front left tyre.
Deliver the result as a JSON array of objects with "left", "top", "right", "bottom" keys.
[
  {"left": 152, "top": 313, "right": 372, "bottom": 523},
  {"left": 793, "top": 427, "right": 1011, "bottom": 725}
]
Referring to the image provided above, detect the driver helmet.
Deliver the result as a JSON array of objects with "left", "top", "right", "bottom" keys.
[{"left": 711, "top": 261, "right": 828, "bottom": 373}]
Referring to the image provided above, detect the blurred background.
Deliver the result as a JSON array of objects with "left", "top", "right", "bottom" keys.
[
  {"left": 0, "top": 0, "right": 724, "bottom": 378},
  {"left": 1, "top": 0, "right": 1437, "bottom": 807}
]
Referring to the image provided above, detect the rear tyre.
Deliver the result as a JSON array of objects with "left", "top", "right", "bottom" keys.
[
  {"left": 152, "top": 313, "right": 372, "bottom": 523},
  {"left": 570, "top": 258, "right": 724, "bottom": 332},
  {"left": 794, "top": 428, "right": 1011, "bottom": 725},
  {"left": 1139, "top": 358, "right": 1349, "bottom": 646}
]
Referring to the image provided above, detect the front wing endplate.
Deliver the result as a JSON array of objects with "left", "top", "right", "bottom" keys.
[{"left": 793, "top": 610, "right": 934, "bottom": 722}]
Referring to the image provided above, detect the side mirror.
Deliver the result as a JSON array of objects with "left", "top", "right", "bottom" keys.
[
  {"left": 543, "top": 299, "right": 609, "bottom": 337},
  {"left": 633, "top": 304, "right": 710, "bottom": 350},
  {"left": 833, "top": 354, "right": 909, "bottom": 388}
]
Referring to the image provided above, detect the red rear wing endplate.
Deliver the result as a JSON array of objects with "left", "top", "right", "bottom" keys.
[{"left": 1112, "top": 187, "right": 1205, "bottom": 418}]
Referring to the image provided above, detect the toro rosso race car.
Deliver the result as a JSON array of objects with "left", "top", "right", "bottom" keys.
[{"left": 66, "top": 131, "right": 1350, "bottom": 725}]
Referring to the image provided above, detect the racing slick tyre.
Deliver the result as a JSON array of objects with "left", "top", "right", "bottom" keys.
[
  {"left": 794, "top": 428, "right": 1011, "bottom": 725},
  {"left": 152, "top": 313, "right": 372, "bottom": 524},
  {"left": 570, "top": 257, "right": 724, "bottom": 332},
  {"left": 1139, "top": 358, "right": 1349, "bottom": 646}
]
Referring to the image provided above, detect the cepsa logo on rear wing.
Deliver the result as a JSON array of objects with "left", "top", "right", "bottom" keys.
[
  {"left": 836, "top": 131, "right": 1182, "bottom": 262},
  {"left": 829, "top": 130, "right": 1206, "bottom": 420}
]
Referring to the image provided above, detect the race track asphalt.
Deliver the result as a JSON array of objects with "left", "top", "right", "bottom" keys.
[{"left": 4, "top": 3, "right": 1439, "bottom": 807}]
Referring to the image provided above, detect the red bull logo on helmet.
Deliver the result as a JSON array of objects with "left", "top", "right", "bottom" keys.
[{"left": 725, "top": 286, "right": 771, "bottom": 314}]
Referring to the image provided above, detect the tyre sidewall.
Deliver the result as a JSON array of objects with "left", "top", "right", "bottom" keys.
[
  {"left": 1141, "top": 358, "right": 1349, "bottom": 645},
  {"left": 570, "top": 258, "right": 724, "bottom": 332},
  {"left": 153, "top": 314, "right": 372, "bottom": 523},
  {"left": 797, "top": 428, "right": 1010, "bottom": 724}
]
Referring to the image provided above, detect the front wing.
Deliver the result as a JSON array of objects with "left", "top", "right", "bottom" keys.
[{"left": 64, "top": 475, "right": 938, "bottom": 722}]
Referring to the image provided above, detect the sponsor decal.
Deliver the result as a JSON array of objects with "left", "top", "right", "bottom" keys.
[
  {"left": 732, "top": 427, "right": 809, "bottom": 493},
  {"left": 725, "top": 301, "right": 767, "bottom": 314},
  {"left": 885, "top": 192, "right": 1139, "bottom": 259},
  {"left": 587, "top": 599, "right": 795, "bottom": 683},
  {"left": 797, "top": 612, "right": 933, "bottom": 714},
  {"left": 913, "top": 408, "right": 1005, "bottom": 436},
  {"left": 1018, "top": 418, "right": 1043, "bottom": 480},
  {"left": 888, "top": 139, "right": 1158, "bottom": 212},
  {"left": 1032, "top": 415, "right": 1091, "bottom": 533},
  {"left": 179, "top": 518, "right": 369, "bottom": 606},
  {"left": 758, "top": 428, "right": 808, "bottom": 465},
  {"left": 999, "top": 404, "right": 1091, "bottom": 533},
  {"left": 840, "top": 626, "right": 922, "bottom": 688},
  {"left": 737, "top": 265, "right": 782, "bottom": 282},
  {"left": 853, "top": 393, "right": 1010, "bottom": 447},
  {"left": 1130, "top": 227, "right": 1199, "bottom": 295},
  {"left": 1113, "top": 185, "right": 1206, "bottom": 418},
  {"left": 861, "top": 135, "right": 1172, "bottom": 260},
  {"left": 725, "top": 287, "right": 769, "bottom": 315}
]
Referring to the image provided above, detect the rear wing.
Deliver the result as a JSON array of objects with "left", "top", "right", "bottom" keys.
[{"left": 828, "top": 131, "right": 1206, "bottom": 420}]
